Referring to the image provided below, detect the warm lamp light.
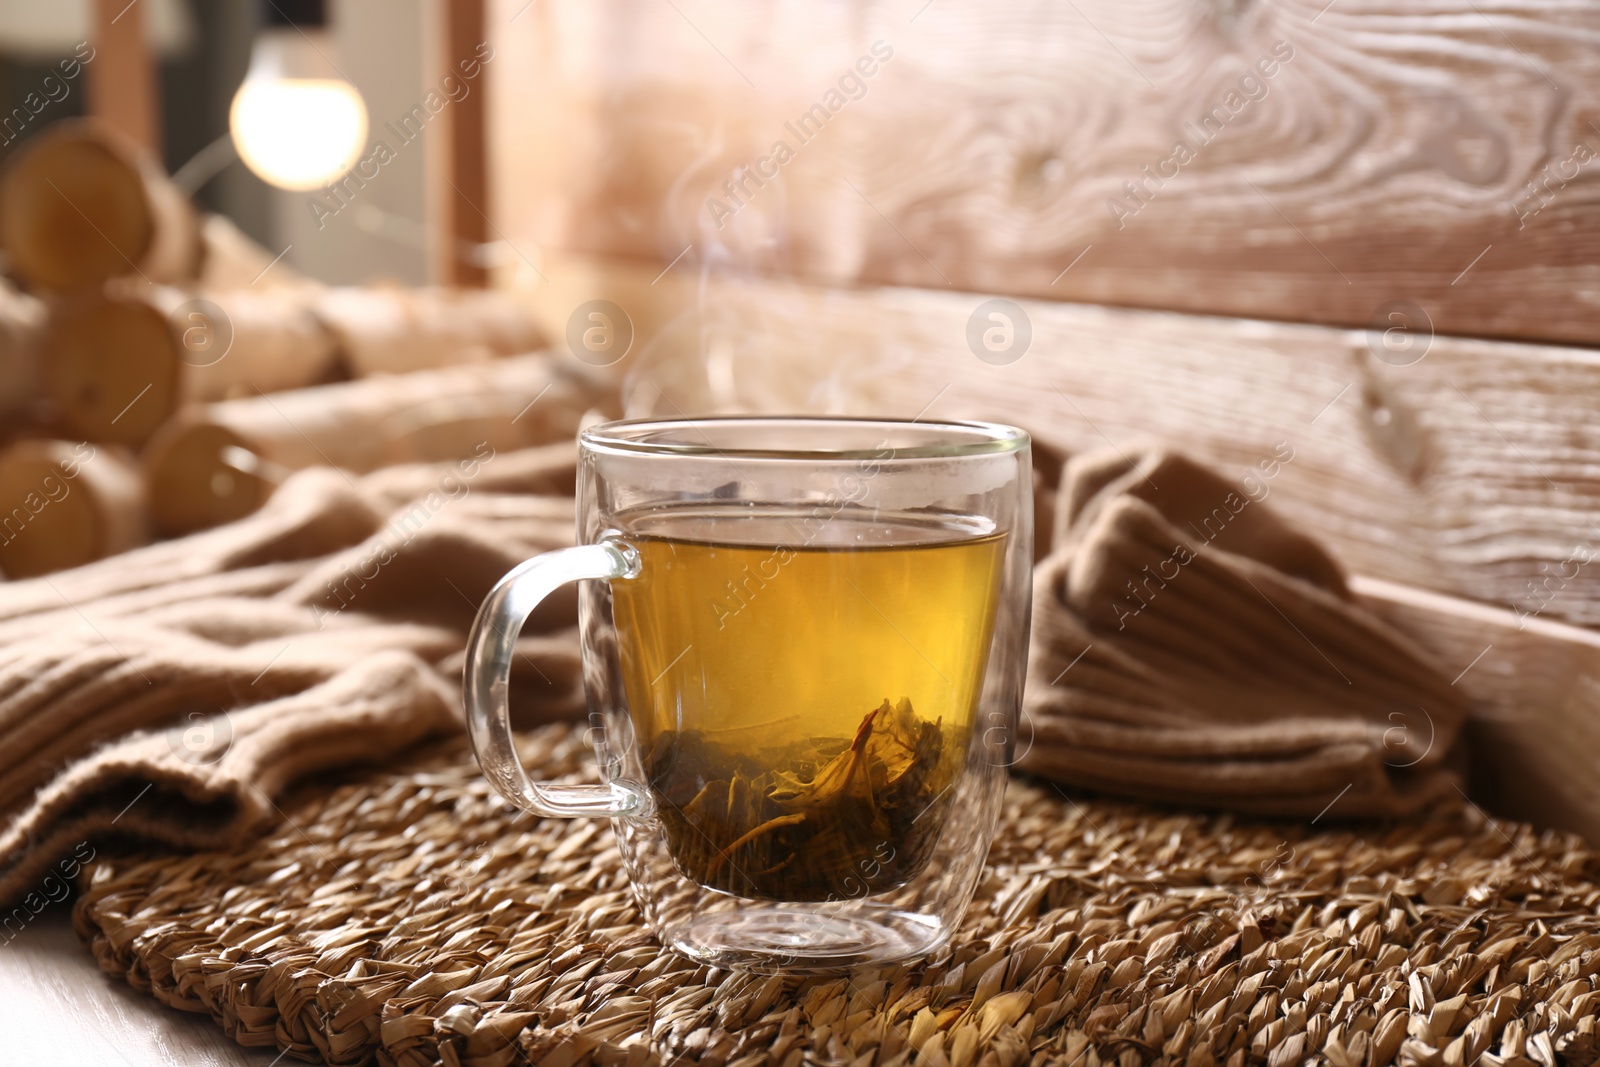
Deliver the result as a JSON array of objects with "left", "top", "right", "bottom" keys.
[{"left": 229, "top": 19, "right": 367, "bottom": 192}]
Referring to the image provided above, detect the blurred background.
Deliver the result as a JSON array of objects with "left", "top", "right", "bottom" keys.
[{"left": 0, "top": 0, "right": 430, "bottom": 284}]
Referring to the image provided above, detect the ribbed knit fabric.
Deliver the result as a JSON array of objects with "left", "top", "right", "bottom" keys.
[
  {"left": 1021, "top": 446, "right": 1469, "bottom": 817},
  {"left": 0, "top": 443, "right": 585, "bottom": 906}
]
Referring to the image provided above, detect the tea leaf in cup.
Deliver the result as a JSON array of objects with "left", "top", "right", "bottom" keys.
[{"left": 649, "top": 698, "right": 958, "bottom": 901}]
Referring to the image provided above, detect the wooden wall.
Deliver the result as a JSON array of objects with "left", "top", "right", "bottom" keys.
[{"left": 489, "top": 0, "right": 1600, "bottom": 345}]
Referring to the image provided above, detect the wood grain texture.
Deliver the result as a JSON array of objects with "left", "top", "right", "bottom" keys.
[
  {"left": 521, "top": 253, "right": 1600, "bottom": 630},
  {"left": 1356, "top": 575, "right": 1600, "bottom": 841},
  {"left": 489, "top": 0, "right": 1600, "bottom": 345}
]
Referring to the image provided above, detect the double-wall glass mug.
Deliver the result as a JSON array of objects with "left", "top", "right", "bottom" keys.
[{"left": 465, "top": 417, "right": 1032, "bottom": 973}]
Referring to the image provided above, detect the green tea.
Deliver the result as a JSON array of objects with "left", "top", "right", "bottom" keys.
[{"left": 610, "top": 510, "right": 1004, "bottom": 901}]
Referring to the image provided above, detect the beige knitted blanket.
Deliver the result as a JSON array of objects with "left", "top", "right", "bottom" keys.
[
  {"left": 0, "top": 439, "right": 1467, "bottom": 907},
  {"left": 1021, "top": 445, "right": 1468, "bottom": 817},
  {"left": 0, "top": 444, "right": 585, "bottom": 907}
]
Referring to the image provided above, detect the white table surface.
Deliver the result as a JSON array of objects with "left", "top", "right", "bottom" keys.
[{"left": 0, "top": 910, "right": 279, "bottom": 1067}]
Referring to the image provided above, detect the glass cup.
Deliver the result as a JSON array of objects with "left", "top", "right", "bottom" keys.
[{"left": 464, "top": 416, "right": 1032, "bottom": 973}]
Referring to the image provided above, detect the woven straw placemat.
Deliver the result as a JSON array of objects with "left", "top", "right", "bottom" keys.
[{"left": 73, "top": 724, "right": 1600, "bottom": 1067}]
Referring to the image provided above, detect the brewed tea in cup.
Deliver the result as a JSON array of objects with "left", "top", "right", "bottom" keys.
[{"left": 465, "top": 417, "right": 1031, "bottom": 972}]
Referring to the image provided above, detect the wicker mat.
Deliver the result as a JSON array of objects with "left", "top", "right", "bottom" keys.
[{"left": 72, "top": 725, "right": 1600, "bottom": 1067}]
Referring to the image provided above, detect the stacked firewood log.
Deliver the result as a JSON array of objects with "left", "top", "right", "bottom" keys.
[{"left": 0, "top": 120, "right": 596, "bottom": 578}]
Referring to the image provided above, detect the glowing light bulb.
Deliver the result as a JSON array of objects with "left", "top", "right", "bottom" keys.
[
  {"left": 230, "top": 79, "right": 366, "bottom": 190},
  {"left": 228, "top": 29, "right": 368, "bottom": 191}
]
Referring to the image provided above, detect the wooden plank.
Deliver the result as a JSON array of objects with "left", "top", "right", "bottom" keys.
[
  {"left": 520, "top": 252, "right": 1600, "bottom": 632},
  {"left": 89, "top": 0, "right": 160, "bottom": 156},
  {"left": 1356, "top": 576, "right": 1600, "bottom": 842},
  {"left": 490, "top": 0, "right": 1600, "bottom": 346},
  {"left": 441, "top": 0, "right": 490, "bottom": 287}
]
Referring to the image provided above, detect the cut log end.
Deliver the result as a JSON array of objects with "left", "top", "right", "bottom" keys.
[
  {"left": 0, "top": 126, "right": 152, "bottom": 291},
  {"left": 144, "top": 420, "right": 276, "bottom": 537},
  {"left": 41, "top": 291, "right": 181, "bottom": 446},
  {"left": 0, "top": 440, "right": 146, "bottom": 578},
  {"left": 0, "top": 120, "right": 200, "bottom": 292}
]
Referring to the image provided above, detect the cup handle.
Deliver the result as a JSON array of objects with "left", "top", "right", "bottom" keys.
[{"left": 464, "top": 539, "right": 643, "bottom": 818}]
